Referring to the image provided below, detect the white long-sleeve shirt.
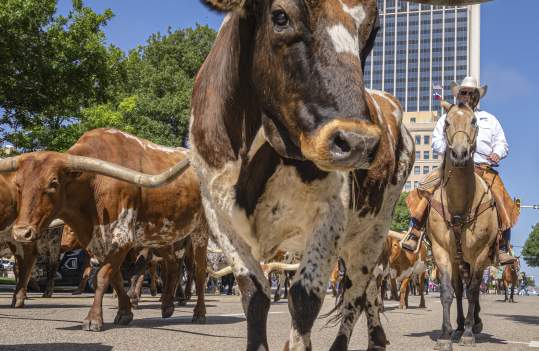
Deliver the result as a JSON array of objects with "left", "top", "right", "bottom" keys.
[{"left": 432, "top": 110, "right": 509, "bottom": 165}]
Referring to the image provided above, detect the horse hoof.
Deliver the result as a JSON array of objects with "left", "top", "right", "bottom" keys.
[
  {"left": 459, "top": 336, "right": 475, "bottom": 346},
  {"left": 82, "top": 318, "right": 103, "bottom": 332},
  {"left": 114, "top": 311, "right": 133, "bottom": 325},
  {"left": 274, "top": 295, "right": 281, "bottom": 302},
  {"left": 472, "top": 321, "right": 483, "bottom": 334},
  {"left": 161, "top": 304, "right": 175, "bottom": 318},
  {"left": 436, "top": 339, "right": 453, "bottom": 351},
  {"left": 452, "top": 330, "right": 464, "bottom": 341}
]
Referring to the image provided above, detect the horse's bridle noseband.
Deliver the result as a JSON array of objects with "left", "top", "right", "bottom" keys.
[{"left": 443, "top": 104, "right": 479, "bottom": 151}]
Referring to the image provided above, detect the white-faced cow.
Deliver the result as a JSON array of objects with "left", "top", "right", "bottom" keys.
[
  {"left": 189, "top": 0, "right": 489, "bottom": 350},
  {"left": 0, "top": 128, "right": 208, "bottom": 331}
]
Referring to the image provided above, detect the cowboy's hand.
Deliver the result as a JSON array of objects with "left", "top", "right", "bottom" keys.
[{"left": 488, "top": 153, "right": 500, "bottom": 164}]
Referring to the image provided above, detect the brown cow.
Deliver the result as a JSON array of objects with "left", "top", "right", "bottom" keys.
[
  {"left": 0, "top": 128, "right": 207, "bottom": 331},
  {"left": 0, "top": 172, "right": 66, "bottom": 306},
  {"left": 387, "top": 232, "right": 427, "bottom": 309}
]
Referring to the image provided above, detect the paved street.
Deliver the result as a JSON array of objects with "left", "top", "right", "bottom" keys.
[{"left": 0, "top": 290, "right": 537, "bottom": 350}]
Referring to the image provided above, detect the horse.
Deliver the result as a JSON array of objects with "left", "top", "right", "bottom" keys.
[
  {"left": 502, "top": 257, "right": 520, "bottom": 302},
  {"left": 427, "top": 101, "right": 499, "bottom": 351}
]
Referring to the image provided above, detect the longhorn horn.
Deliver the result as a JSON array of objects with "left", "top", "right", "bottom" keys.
[
  {"left": 405, "top": 0, "right": 492, "bottom": 5},
  {"left": 66, "top": 155, "right": 190, "bottom": 188},
  {"left": 208, "top": 266, "right": 233, "bottom": 278},
  {"left": 265, "top": 262, "right": 300, "bottom": 272},
  {"left": 0, "top": 156, "right": 19, "bottom": 173},
  {"left": 388, "top": 230, "right": 406, "bottom": 241}
]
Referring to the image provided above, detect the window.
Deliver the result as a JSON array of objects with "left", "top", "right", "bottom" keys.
[
  {"left": 423, "top": 166, "right": 429, "bottom": 174},
  {"left": 414, "top": 181, "right": 419, "bottom": 188},
  {"left": 410, "top": 117, "right": 416, "bottom": 123},
  {"left": 433, "top": 153, "right": 439, "bottom": 160},
  {"left": 424, "top": 135, "right": 430, "bottom": 144},
  {"left": 432, "top": 166, "right": 438, "bottom": 171},
  {"left": 405, "top": 181, "right": 411, "bottom": 192},
  {"left": 415, "top": 151, "right": 421, "bottom": 160},
  {"left": 414, "top": 166, "right": 420, "bottom": 175},
  {"left": 424, "top": 151, "right": 430, "bottom": 160},
  {"left": 415, "top": 135, "right": 421, "bottom": 145}
]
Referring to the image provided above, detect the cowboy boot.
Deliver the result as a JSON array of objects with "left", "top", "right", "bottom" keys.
[
  {"left": 498, "top": 243, "right": 516, "bottom": 265},
  {"left": 401, "top": 218, "right": 422, "bottom": 252},
  {"left": 402, "top": 227, "right": 422, "bottom": 252}
]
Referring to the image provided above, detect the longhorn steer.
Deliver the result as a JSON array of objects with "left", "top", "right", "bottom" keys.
[
  {"left": 191, "top": 1, "right": 487, "bottom": 349},
  {"left": 0, "top": 172, "right": 66, "bottom": 307},
  {"left": 0, "top": 128, "right": 207, "bottom": 331}
]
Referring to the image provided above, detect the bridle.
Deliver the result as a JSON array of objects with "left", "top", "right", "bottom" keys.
[{"left": 443, "top": 104, "right": 479, "bottom": 152}]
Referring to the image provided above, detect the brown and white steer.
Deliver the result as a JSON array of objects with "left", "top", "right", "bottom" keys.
[
  {"left": 387, "top": 232, "right": 427, "bottom": 309},
  {"left": 191, "top": 1, "right": 486, "bottom": 349},
  {"left": 0, "top": 172, "right": 65, "bottom": 306},
  {"left": 0, "top": 128, "right": 207, "bottom": 331}
]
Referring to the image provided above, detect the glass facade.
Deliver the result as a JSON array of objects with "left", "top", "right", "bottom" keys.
[{"left": 364, "top": 0, "right": 472, "bottom": 112}]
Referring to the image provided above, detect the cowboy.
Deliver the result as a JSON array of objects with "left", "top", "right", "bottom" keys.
[{"left": 402, "top": 76, "right": 519, "bottom": 265}]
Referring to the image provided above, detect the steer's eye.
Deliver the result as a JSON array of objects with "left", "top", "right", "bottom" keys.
[
  {"left": 272, "top": 10, "right": 289, "bottom": 28},
  {"left": 471, "top": 117, "right": 477, "bottom": 126}
]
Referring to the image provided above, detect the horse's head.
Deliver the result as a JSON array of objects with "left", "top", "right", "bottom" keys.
[{"left": 441, "top": 100, "right": 478, "bottom": 167}]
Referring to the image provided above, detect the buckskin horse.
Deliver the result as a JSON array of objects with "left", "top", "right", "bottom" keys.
[
  {"left": 426, "top": 101, "right": 499, "bottom": 351},
  {"left": 501, "top": 257, "right": 520, "bottom": 302}
]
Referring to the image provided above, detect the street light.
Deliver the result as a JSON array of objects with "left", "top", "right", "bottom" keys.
[{"left": 514, "top": 198, "right": 539, "bottom": 210}]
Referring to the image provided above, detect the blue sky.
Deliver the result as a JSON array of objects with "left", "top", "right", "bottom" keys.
[{"left": 57, "top": 0, "right": 539, "bottom": 279}]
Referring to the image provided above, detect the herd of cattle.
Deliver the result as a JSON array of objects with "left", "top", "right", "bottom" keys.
[{"left": 0, "top": 0, "right": 500, "bottom": 350}]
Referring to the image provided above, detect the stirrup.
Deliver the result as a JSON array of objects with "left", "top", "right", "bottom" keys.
[{"left": 400, "top": 229, "right": 425, "bottom": 254}]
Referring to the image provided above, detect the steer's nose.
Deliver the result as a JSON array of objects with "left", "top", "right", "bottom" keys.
[
  {"left": 12, "top": 226, "right": 37, "bottom": 242},
  {"left": 329, "top": 130, "right": 379, "bottom": 168}
]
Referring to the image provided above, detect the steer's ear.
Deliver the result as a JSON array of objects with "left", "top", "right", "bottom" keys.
[
  {"left": 404, "top": 0, "right": 492, "bottom": 4},
  {"left": 202, "top": 0, "right": 246, "bottom": 11}
]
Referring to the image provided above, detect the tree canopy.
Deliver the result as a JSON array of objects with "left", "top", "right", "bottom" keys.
[
  {"left": 522, "top": 223, "right": 539, "bottom": 267},
  {"left": 391, "top": 192, "right": 410, "bottom": 232},
  {"left": 0, "top": 0, "right": 216, "bottom": 152}
]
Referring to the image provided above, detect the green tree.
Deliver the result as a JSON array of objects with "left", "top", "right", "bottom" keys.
[
  {"left": 522, "top": 223, "right": 539, "bottom": 267},
  {"left": 391, "top": 192, "right": 410, "bottom": 232},
  {"left": 0, "top": 0, "right": 122, "bottom": 151},
  {"left": 120, "top": 25, "right": 216, "bottom": 146}
]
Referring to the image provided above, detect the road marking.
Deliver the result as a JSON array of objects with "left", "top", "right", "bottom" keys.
[{"left": 529, "top": 341, "right": 539, "bottom": 348}]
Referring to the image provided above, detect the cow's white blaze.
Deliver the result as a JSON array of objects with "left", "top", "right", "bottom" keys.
[
  {"left": 327, "top": 24, "right": 359, "bottom": 56},
  {"left": 340, "top": 1, "right": 366, "bottom": 29}
]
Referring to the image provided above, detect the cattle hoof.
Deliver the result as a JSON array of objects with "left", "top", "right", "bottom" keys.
[
  {"left": 472, "top": 321, "right": 483, "bottom": 334},
  {"left": 82, "top": 318, "right": 103, "bottom": 332},
  {"left": 459, "top": 335, "right": 475, "bottom": 347},
  {"left": 161, "top": 304, "right": 175, "bottom": 318},
  {"left": 419, "top": 303, "right": 426, "bottom": 308},
  {"left": 274, "top": 294, "right": 281, "bottom": 303},
  {"left": 150, "top": 289, "right": 157, "bottom": 297},
  {"left": 192, "top": 314, "right": 206, "bottom": 324},
  {"left": 436, "top": 339, "right": 452, "bottom": 351},
  {"left": 11, "top": 298, "right": 24, "bottom": 308},
  {"left": 114, "top": 311, "right": 134, "bottom": 326}
]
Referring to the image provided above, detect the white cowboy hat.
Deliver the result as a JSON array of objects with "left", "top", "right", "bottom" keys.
[{"left": 450, "top": 76, "right": 488, "bottom": 99}]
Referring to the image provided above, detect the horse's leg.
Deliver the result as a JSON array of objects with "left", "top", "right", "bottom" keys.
[
  {"left": 418, "top": 271, "right": 426, "bottom": 308},
  {"left": 452, "top": 267, "right": 465, "bottom": 337},
  {"left": 510, "top": 281, "right": 515, "bottom": 303},
  {"left": 503, "top": 280, "right": 508, "bottom": 302},
  {"left": 459, "top": 270, "right": 482, "bottom": 346},
  {"left": 472, "top": 297, "right": 482, "bottom": 334},
  {"left": 436, "top": 261, "right": 455, "bottom": 351}
]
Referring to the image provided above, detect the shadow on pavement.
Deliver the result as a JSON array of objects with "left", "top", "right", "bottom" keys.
[
  {"left": 0, "top": 343, "right": 112, "bottom": 351},
  {"left": 486, "top": 313, "right": 539, "bottom": 325},
  {"left": 405, "top": 329, "right": 509, "bottom": 345},
  {"left": 0, "top": 314, "right": 80, "bottom": 324},
  {"left": 0, "top": 303, "right": 90, "bottom": 309}
]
